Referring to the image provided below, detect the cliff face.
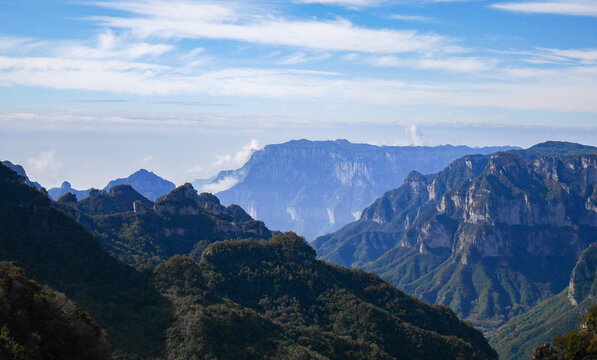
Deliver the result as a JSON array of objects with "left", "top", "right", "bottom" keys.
[
  {"left": 195, "top": 139, "right": 514, "bottom": 240},
  {"left": 58, "top": 183, "right": 272, "bottom": 265},
  {"left": 314, "top": 142, "right": 597, "bottom": 331}
]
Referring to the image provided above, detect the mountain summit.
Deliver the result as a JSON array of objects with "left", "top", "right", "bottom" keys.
[
  {"left": 194, "top": 139, "right": 515, "bottom": 240},
  {"left": 104, "top": 169, "right": 175, "bottom": 201}
]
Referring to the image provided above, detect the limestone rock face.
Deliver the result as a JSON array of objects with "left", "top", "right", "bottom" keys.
[
  {"left": 314, "top": 142, "right": 597, "bottom": 330},
  {"left": 194, "top": 139, "right": 515, "bottom": 240},
  {"left": 568, "top": 243, "right": 597, "bottom": 306}
]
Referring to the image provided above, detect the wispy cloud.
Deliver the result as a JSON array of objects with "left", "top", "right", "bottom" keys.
[
  {"left": 294, "top": 0, "right": 384, "bottom": 7},
  {"left": 280, "top": 51, "right": 332, "bottom": 65},
  {"left": 389, "top": 14, "right": 435, "bottom": 22},
  {"left": 200, "top": 176, "right": 239, "bottom": 193},
  {"left": 27, "top": 149, "right": 65, "bottom": 186},
  {"left": 186, "top": 139, "right": 260, "bottom": 184},
  {"left": 62, "top": 29, "right": 173, "bottom": 60},
  {"left": 491, "top": 1, "right": 597, "bottom": 17},
  {"left": 212, "top": 139, "right": 260, "bottom": 168},
  {"left": 91, "top": 1, "right": 454, "bottom": 55},
  {"left": 368, "top": 55, "right": 496, "bottom": 72}
]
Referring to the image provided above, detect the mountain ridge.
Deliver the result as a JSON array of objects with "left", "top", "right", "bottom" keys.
[
  {"left": 195, "top": 139, "right": 516, "bottom": 240},
  {"left": 314, "top": 141, "right": 597, "bottom": 332}
]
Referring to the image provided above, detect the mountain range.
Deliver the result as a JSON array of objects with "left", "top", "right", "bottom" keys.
[
  {"left": 48, "top": 168, "right": 175, "bottom": 202},
  {"left": 313, "top": 141, "right": 597, "bottom": 347},
  {"left": 195, "top": 139, "right": 515, "bottom": 240},
  {"left": 0, "top": 161, "right": 496, "bottom": 359}
]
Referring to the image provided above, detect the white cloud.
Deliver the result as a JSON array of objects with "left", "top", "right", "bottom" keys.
[
  {"left": 405, "top": 124, "right": 423, "bottom": 145},
  {"left": 27, "top": 149, "right": 65, "bottom": 186},
  {"left": 201, "top": 176, "right": 239, "bottom": 193},
  {"left": 92, "top": 1, "right": 453, "bottom": 55},
  {"left": 212, "top": 139, "right": 260, "bottom": 168},
  {"left": 281, "top": 51, "right": 332, "bottom": 65},
  {"left": 369, "top": 55, "right": 495, "bottom": 72},
  {"left": 491, "top": 1, "right": 597, "bottom": 17},
  {"left": 389, "top": 14, "right": 435, "bottom": 22},
  {"left": 142, "top": 155, "right": 154, "bottom": 164},
  {"left": 538, "top": 48, "right": 597, "bottom": 65},
  {"left": 62, "top": 29, "right": 174, "bottom": 61},
  {"left": 185, "top": 139, "right": 261, "bottom": 181},
  {"left": 294, "top": 0, "right": 383, "bottom": 7}
]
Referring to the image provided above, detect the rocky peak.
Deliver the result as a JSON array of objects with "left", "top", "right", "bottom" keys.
[
  {"left": 104, "top": 168, "right": 175, "bottom": 201},
  {"left": 109, "top": 184, "right": 138, "bottom": 196},
  {"left": 225, "top": 204, "right": 253, "bottom": 222},
  {"left": 77, "top": 185, "right": 152, "bottom": 216},
  {"left": 58, "top": 192, "right": 77, "bottom": 204},
  {"left": 197, "top": 192, "right": 225, "bottom": 215},
  {"left": 154, "top": 183, "right": 201, "bottom": 216}
]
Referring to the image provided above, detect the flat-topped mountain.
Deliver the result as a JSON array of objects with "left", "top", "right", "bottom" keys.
[
  {"left": 314, "top": 141, "right": 597, "bottom": 332},
  {"left": 195, "top": 139, "right": 515, "bottom": 240}
]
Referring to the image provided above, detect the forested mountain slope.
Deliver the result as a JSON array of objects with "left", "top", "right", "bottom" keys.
[
  {"left": 490, "top": 242, "right": 597, "bottom": 359},
  {"left": 314, "top": 142, "right": 597, "bottom": 332},
  {"left": 0, "top": 162, "right": 497, "bottom": 359}
]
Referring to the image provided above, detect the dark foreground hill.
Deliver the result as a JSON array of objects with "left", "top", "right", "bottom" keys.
[
  {"left": 314, "top": 141, "right": 597, "bottom": 333},
  {"left": 0, "top": 163, "right": 173, "bottom": 358},
  {"left": 0, "top": 262, "right": 111, "bottom": 360},
  {"left": 155, "top": 232, "right": 497, "bottom": 360},
  {"left": 0, "top": 162, "right": 497, "bottom": 359}
]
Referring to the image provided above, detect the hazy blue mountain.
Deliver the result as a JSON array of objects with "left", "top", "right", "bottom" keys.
[
  {"left": 194, "top": 139, "right": 515, "bottom": 240},
  {"left": 104, "top": 168, "right": 175, "bottom": 201},
  {"left": 314, "top": 141, "right": 597, "bottom": 332},
  {"left": 48, "top": 181, "right": 93, "bottom": 201},
  {"left": 1, "top": 160, "right": 42, "bottom": 190}
]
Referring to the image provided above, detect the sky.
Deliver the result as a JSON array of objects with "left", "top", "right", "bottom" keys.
[{"left": 0, "top": 0, "right": 596, "bottom": 189}]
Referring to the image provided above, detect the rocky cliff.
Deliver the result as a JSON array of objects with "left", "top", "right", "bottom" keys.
[
  {"left": 195, "top": 139, "right": 514, "bottom": 240},
  {"left": 57, "top": 183, "right": 272, "bottom": 264},
  {"left": 314, "top": 141, "right": 597, "bottom": 332}
]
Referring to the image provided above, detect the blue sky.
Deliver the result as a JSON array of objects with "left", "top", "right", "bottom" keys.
[{"left": 0, "top": 0, "right": 596, "bottom": 188}]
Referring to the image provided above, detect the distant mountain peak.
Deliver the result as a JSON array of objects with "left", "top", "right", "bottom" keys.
[{"left": 104, "top": 169, "right": 175, "bottom": 201}]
